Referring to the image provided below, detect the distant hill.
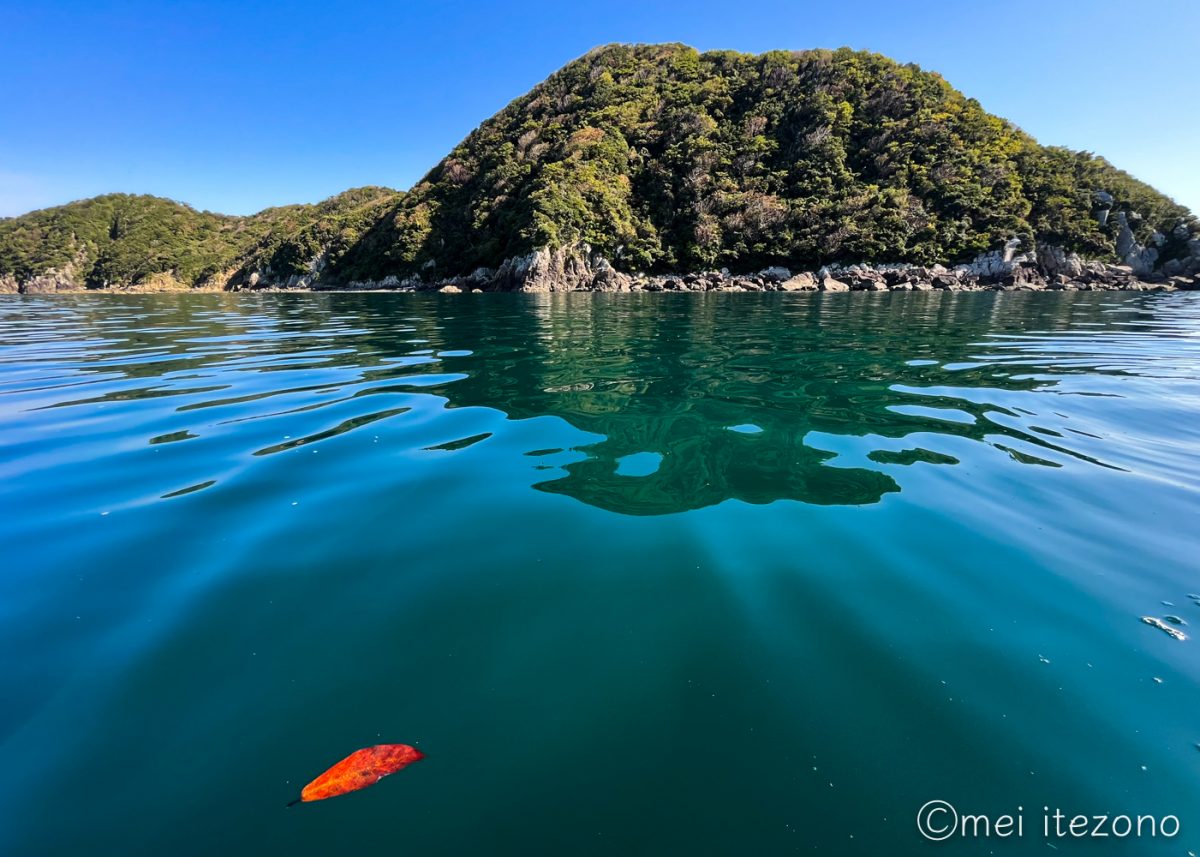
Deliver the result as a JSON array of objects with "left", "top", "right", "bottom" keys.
[
  {"left": 0, "top": 188, "right": 402, "bottom": 292},
  {"left": 2, "top": 44, "right": 1194, "bottom": 292}
]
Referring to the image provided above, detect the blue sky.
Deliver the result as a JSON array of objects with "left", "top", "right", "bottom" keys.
[{"left": 2, "top": 0, "right": 1197, "bottom": 217}]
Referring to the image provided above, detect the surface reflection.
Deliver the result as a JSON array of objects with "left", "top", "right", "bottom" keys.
[{"left": 2, "top": 291, "right": 1198, "bottom": 515}]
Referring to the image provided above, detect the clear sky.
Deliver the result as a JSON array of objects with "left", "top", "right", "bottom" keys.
[{"left": 2, "top": 0, "right": 1196, "bottom": 217}]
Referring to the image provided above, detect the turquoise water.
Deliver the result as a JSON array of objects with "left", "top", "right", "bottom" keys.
[{"left": 1, "top": 292, "right": 1198, "bottom": 855}]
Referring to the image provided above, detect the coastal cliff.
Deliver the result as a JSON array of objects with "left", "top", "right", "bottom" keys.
[{"left": 2, "top": 44, "right": 1196, "bottom": 294}]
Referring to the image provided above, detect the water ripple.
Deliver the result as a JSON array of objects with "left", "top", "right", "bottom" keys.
[{"left": 1, "top": 291, "right": 1198, "bottom": 514}]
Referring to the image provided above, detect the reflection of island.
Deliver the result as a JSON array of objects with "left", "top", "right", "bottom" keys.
[
  {"left": 540, "top": 415, "right": 903, "bottom": 512},
  {"left": 31, "top": 291, "right": 1143, "bottom": 516},
  {"left": 369, "top": 291, "right": 1132, "bottom": 513},
  {"left": 413, "top": 293, "right": 1117, "bottom": 514}
]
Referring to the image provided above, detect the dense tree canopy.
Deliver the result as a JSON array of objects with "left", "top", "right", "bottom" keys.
[
  {"left": 1, "top": 44, "right": 1192, "bottom": 289},
  {"left": 335, "top": 44, "right": 1191, "bottom": 281},
  {"left": 0, "top": 188, "right": 401, "bottom": 288}
]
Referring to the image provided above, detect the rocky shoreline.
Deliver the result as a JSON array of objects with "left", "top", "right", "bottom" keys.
[
  {"left": 243, "top": 229, "right": 1200, "bottom": 294},
  {"left": 409, "top": 259, "right": 1200, "bottom": 295},
  {"left": 5, "top": 197, "right": 1199, "bottom": 297},
  {"left": 6, "top": 241, "right": 1200, "bottom": 296},
  {"left": 6, "top": 265, "right": 1198, "bottom": 295}
]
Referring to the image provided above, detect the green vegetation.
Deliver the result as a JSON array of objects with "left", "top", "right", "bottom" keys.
[
  {"left": 336, "top": 44, "right": 1192, "bottom": 281},
  {"left": 234, "top": 187, "right": 403, "bottom": 282},
  {"left": 0, "top": 195, "right": 248, "bottom": 287},
  {"left": 0, "top": 188, "right": 402, "bottom": 289},
  {"left": 1, "top": 44, "right": 1193, "bottom": 289}
]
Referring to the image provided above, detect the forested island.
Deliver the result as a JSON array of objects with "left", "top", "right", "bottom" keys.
[{"left": 2, "top": 43, "right": 1197, "bottom": 294}]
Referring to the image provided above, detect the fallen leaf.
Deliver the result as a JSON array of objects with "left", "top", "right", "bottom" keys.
[{"left": 288, "top": 744, "right": 424, "bottom": 806}]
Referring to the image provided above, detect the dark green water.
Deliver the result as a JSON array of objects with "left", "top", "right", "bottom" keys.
[{"left": 2, "top": 292, "right": 1198, "bottom": 855}]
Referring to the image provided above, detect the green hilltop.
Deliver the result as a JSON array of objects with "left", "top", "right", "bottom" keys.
[
  {"left": 1, "top": 44, "right": 1194, "bottom": 291},
  {"left": 0, "top": 188, "right": 401, "bottom": 290}
]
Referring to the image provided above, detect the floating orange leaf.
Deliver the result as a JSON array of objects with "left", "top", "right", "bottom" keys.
[{"left": 288, "top": 744, "right": 424, "bottom": 806}]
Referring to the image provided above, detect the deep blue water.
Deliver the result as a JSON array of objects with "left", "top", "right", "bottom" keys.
[{"left": 1, "top": 291, "right": 1199, "bottom": 855}]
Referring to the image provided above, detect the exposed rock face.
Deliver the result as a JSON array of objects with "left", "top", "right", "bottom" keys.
[
  {"left": 295, "top": 242, "right": 634, "bottom": 293},
  {"left": 591, "top": 257, "right": 633, "bottom": 292},
  {"left": 1037, "top": 245, "right": 1085, "bottom": 278},
  {"left": 1115, "top": 211, "right": 1163, "bottom": 275},
  {"left": 1157, "top": 236, "right": 1200, "bottom": 280},
  {"left": 3, "top": 250, "right": 92, "bottom": 292},
  {"left": 757, "top": 266, "right": 792, "bottom": 282},
  {"left": 11, "top": 224, "right": 1200, "bottom": 297},
  {"left": 264, "top": 227, "right": 1200, "bottom": 294},
  {"left": 492, "top": 243, "right": 630, "bottom": 292},
  {"left": 780, "top": 272, "right": 817, "bottom": 291},
  {"left": 9, "top": 266, "right": 85, "bottom": 293},
  {"left": 958, "top": 238, "right": 1032, "bottom": 279},
  {"left": 837, "top": 265, "right": 890, "bottom": 290},
  {"left": 231, "top": 249, "right": 331, "bottom": 291},
  {"left": 1092, "top": 190, "right": 1114, "bottom": 227}
]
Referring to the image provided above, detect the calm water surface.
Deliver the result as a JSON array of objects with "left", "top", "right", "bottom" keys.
[{"left": 1, "top": 292, "right": 1199, "bottom": 855}]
